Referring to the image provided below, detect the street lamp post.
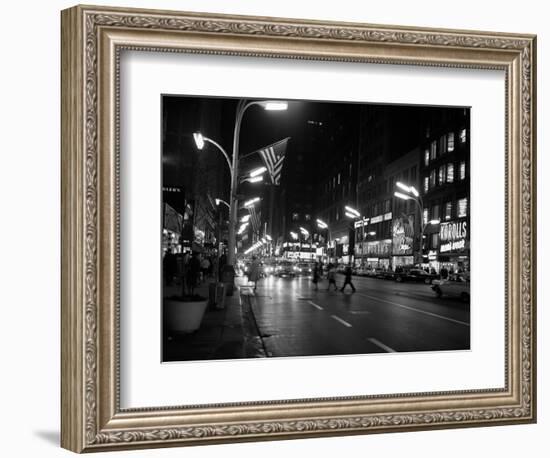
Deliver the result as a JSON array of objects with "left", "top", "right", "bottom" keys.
[
  {"left": 227, "top": 100, "right": 288, "bottom": 272},
  {"left": 193, "top": 99, "right": 287, "bottom": 293}
]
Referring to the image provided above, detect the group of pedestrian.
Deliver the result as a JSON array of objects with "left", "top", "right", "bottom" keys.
[
  {"left": 162, "top": 249, "right": 220, "bottom": 296},
  {"left": 311, "top": 262, "right": 356, "bottom": 293}
]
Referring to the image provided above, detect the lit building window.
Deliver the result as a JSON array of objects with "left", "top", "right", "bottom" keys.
[
  {"left": 447, "top": 132, "right": 455, "bottom": 152},
  {"left": 439, "top": 165, "right": 446, "bottom": 185},
  {"left": 430, "top": 170, "right": 436, "bottom": 188},
  {"left": 445, "top": 201, "right": 452, "bottom": 220},
  {"left": 424, "top": 176, "right": 429, "bottom": 193},
  {"left": 431, "top": 233, "right": 439, "bottom": 249},
  {"left": 338, "top": 173, "right": 341, "bottom": 185},
  {"left": 447, "top": 163, "right": 454, "bottom": 183},
  {"left": 424, "top": 149, "right": 429, "bottom": 166},
  {"left": 460, "top": 128, "right": 467, "bottom": 143},
  {"left": 423, "top": 208, "right": 428, "bottom": 225},
  {"left": 430, "top": 140, "right": 437, "bottom": 160},
  {"left": 458, "top": 198, "right": 468, "bottom": 217},
  {"left": 459, "top": 161, "right": 466, "bottom": 180}
]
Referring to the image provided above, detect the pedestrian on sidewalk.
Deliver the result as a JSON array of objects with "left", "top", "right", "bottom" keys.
[
  {"left": 200, "top": 256, "right": 210, "bottom": 281},
  {"left": 340, "top": 265, "right": 356, "bottom": 293},
  {"left": 326, "top": 263, "right": 338, "bottom": 291},
  {"left": 186, "top": 252, "right": 201, "bottom": 296},
  {"left": 312, "top": 262, "right": 320, "bottom": 291},
  {"left": 248, "top": 256, "right": 261, "bottom": 292},
  {"left": 162, "top": 248, "right": 177, "bottom": 286}
]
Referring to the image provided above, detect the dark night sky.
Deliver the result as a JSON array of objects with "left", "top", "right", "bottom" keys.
[{"left": 162, "top": 96, "right": 468, "bottom": 230}]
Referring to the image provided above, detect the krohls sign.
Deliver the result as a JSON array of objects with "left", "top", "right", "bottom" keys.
[{"left": 439, "top": 219, "right": 468, "bottom": 253}]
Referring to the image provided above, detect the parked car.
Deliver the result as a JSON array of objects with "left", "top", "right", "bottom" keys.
[
  {"left": 377, "top": 269, "right": 395, "bottom": 280},
  {"left": 355, "top": 267, "right": 371, "bottom": 277},
  {"left": 431, "top": 274, "right": 470, "bottom": 301},
  {"left": 394, "top": 268, "right": 437, "bottom": 284},
  {"left": 275, "top": 261, "right": 297, "bottom": 277}
]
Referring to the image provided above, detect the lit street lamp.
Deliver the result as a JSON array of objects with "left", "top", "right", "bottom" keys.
[
  {"left": 250, "top": 166, "right": 267, "bottom": 177},
  {"left": 240, "top": 175, "right": 264, "bottom": 184},
  {"left": 316, "top": 218, "right": 332, "bottom": 263},
  {"left": 240, "top": 166, "right": 267, "bottom": 184},
  {"left": 227, "top": 100, "right": 288, "bottom": 275},
  {"left": 193, "top": 133, "right": 233, "bottom": 179},
  {"left": 194, "top": 99, "right": 288, "bottom": 294},
  {"left": 243, "top": 197, "right": 260, "bottom": 208},
  {"left": 344, "top": 205, "right": 365, "bottom": 266},
  {"left": 214, "top": 198, "right": 230, "bottom": 209}
]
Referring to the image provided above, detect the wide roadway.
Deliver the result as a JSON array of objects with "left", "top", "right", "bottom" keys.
[{"left": 245, "top": 273, "right": 470, "bottom": 358}]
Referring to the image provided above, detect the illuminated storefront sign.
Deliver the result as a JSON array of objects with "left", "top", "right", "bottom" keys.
[
  {"left": 355, "top": 240, "right": 391, "bottom": 256},
  {"left": 439, "top": 219, "right": 468, "bottom": 253},
  {"left": 370, "top": 215, "right": 383, "bottom": 224},
  {"left": 354, "top": 217, "right": 369, "bottom": 229},
  {"left": 392, "top": 215, "right": 414, "bottom": 255}
]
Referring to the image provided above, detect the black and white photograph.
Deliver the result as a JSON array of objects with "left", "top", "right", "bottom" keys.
[{"left": 161, "top": 96, "right": 471, "bottom": 362}]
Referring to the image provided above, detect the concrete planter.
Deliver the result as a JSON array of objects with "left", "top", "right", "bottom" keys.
[{"left": 164, "top": 296, "right": 208, "bottom": 333}]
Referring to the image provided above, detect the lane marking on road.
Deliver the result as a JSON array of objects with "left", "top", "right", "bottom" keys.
[
  {"left": 357, "top": 293, "right": 470, "bottom": 327},
  {"left": 367, "top": 338, "right": 396, "bottom": 353},
  {"left": 331, "top": 315, "right": 352, "bottom": 327},
  {"left": 308, "top": 301, "right": 324, "bottom": 311},
  {"left": 349, "top": 310, "right": 370, "bottom": 315}
]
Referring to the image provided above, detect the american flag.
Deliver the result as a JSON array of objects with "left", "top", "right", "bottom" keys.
[
  {"left": 248, "top": 205, "right": 261, "bottom": 235},
  {"left": 257, "top": 137, "right": 290, "bottom": 185}
]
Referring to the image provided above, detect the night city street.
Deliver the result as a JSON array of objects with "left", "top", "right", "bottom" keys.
[
  {"left": 161, "top": 95, "right": 471, "bottom": 361},
  {"left": 246, "top": 274, "right": 469, "bottom": 357}
]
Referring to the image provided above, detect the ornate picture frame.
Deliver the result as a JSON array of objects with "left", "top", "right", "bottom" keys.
[{"left": 61, "top": 4, "right": 536, "bottom": 453}]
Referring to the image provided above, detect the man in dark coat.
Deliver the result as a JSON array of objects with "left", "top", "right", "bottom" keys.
[
  {"left": 186, "top": 252, "right": 201, "bottom": 295},
  {"left": 340, "top": 265, "right": 356, "bottom": 293}
]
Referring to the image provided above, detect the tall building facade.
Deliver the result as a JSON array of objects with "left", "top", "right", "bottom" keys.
[
  {"left": 420, "top": 108, "right": 470, "bottom": 272},
  {"left": 162, "top": 97, "right": 233, "bottom": 254}
]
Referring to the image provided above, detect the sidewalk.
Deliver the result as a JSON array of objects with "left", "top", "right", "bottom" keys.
[{"left": 162, "top": 277, "right": 265, "bottom": 362}]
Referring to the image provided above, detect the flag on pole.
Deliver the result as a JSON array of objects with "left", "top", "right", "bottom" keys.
[
  {"left": 248, "top": 206, "right": 261, "bottom": 235},
  {"left": 257, "top": 137, "right": 290, "bottom": 185}
]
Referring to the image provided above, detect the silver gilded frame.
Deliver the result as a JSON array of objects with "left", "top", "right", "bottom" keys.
[{"left": 61, "top": 4, "right": 536, "bottom": 453}]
